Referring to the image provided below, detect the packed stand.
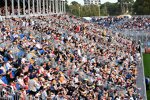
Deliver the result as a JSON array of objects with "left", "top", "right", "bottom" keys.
[
  {"left": 0, "top": 15, "right": 142, "bottom": 100},
  {"left": 92, "top": 16, "right": 150, "bottom": 31},
  {"left": 0, "top": 7, "right": 35, "bottom": 16}
]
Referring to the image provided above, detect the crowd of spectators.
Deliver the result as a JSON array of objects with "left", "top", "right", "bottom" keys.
[
  {"left": 92, "top": 16, "right": 150, "bottom": 31},
  {"left": 0, "top": 14, "right": 142, "bottom": 100},
  {"left": 116, "top": 17, "right": 150, "bottom": 31},
  {"left": 0, "top": 7, "right": 40, "bottom": 16}
]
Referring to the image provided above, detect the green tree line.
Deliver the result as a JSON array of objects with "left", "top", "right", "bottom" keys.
[{"left": 66, "top": 0, "right": 150, "bottom": 17}]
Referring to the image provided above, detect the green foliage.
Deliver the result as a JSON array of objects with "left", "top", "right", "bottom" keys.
[
  {"left": 68, "top": 2, "right": 81, "bottom": 17},
  {"left": 102, "top": 2, "right": 121, "bottom": 16},
  {"left": 67, "top": 1, "right": 122, "bottom": 17},
  {"left": 71, "top": 1, "right": 80, "bottom": 6},
  {"left": 66, "top": 0, "right": 150, "bottom": 16},
  {"left": 118, "top": 0, "right": 134, "bottom": 14},
  {"left": 118, "top": 0, "right": 134, "bottom": 3},
  {"left": 133, "top": 0, "right": 150, "bottom": 15}
]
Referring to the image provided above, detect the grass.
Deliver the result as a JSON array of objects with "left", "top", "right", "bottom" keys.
[
  {"left": 143, "top": 54, "right": 150, "bottom": 100},
  {"left": 147, "top": 91, "right": 150, "bottom": 100}
]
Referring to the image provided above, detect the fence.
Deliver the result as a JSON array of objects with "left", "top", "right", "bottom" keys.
[
  {"left": 109, "top": 28, "right": 148, "bottom": 100},
  {"left": 110, "top": 29, "right": 150, "bottom": 47}
]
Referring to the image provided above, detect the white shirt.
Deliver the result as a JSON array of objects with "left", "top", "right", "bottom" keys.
[
  {"left": 78, "top": 49, "right": 81, "bottom": 57},
  {"left": 28, "top": 79, "right": 37, "bottom": 92},
  {"left": 36, "top": 43, "right": 42, "bottom": 49},
  {"left": 41, "top": 90, "right": 48, "bottom": 100},
  {"left": 74, "top": 77, "right": 79, "bottom": 83},
  {"left": 5, "top": 62, "right": 12, "bottom": 71},
  {"left": 21, "top": 58, "right": 27, "bottom": 64},
  {"left": 18, "top": 78, "right": 25, "bottom": 86},
  {"left": 13, "top": 34, "right": 18, "bottom": 38},
  {"left": 82, "top": 56, "right": 87, "bottom": 62},
  {"left": 22, "top": 22, "right": 26, "bottom": 27}
]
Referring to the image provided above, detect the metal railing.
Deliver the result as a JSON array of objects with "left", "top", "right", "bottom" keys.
[{"left": 103, "top": 22, "right": 148, "bottom": 100}]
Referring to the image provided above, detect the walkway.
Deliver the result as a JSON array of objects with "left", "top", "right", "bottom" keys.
[{"left": 136, "top": 46, "right": 147, "bottom": 100}]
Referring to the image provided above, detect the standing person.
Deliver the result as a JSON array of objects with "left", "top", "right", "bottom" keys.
[
  {"left": 145, "top": 77, "right": 150, "bottom": 90},
  {"left": 28, "top": 77, "right": 37, "bottom": 96},
  {"left": 39, "top": 85, "right": 48, "bottom": 100}
]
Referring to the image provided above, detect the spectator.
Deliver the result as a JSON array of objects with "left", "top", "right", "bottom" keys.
[{"left": 0, "top": 14, "right": 143, "bottom": 99}]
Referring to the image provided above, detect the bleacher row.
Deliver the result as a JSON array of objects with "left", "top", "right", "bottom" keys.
[{"left": 0, "top": 14, "right": 144, "bottom": 100}]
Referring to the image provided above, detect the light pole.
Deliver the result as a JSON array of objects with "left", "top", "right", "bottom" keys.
[
  {"left": 79, "top": 6, "right": 80, "bottom": 17},
  {"left": 98, "top": 4, "right": 100, "bottom": 17},
  {"left": 70, "top": 9, "right": 73, "bottom": 14}
]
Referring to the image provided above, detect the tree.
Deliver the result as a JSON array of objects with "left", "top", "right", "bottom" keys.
[
  {"left": 118, "top": 0, "right": 134, "bottom": 14},
  {"left": 133, "top": 0, "right": 150, "bottom": 15},
  {"left": 71, "top": 1, "right": 80, "bottom": 6},
  {"left": 67, "top": 1, "right": 100, "bottom": 17},
  {"left": 68, "top": 1, "right": 81, "bottom": 17},
  {"left": 66, "top": 0, "right": 70, "bottom": 13},
  {"left": 100, "top": 2, "right": 121, "bottom": 16},
  {"left": 67, "top": 0, "right": 135, "bottom": 17}
]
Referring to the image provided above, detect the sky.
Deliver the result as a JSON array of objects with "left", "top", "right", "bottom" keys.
[{"left": 68, "top": 0, "right": 118, "bottom": 5}]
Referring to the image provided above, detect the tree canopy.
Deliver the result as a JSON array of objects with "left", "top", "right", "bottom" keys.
[
  {"left": 133, "top": 0, "right": 150, "bottom": 15},
  {"left": 66, "top": 0, "right": 150, "bottom": 16}
]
